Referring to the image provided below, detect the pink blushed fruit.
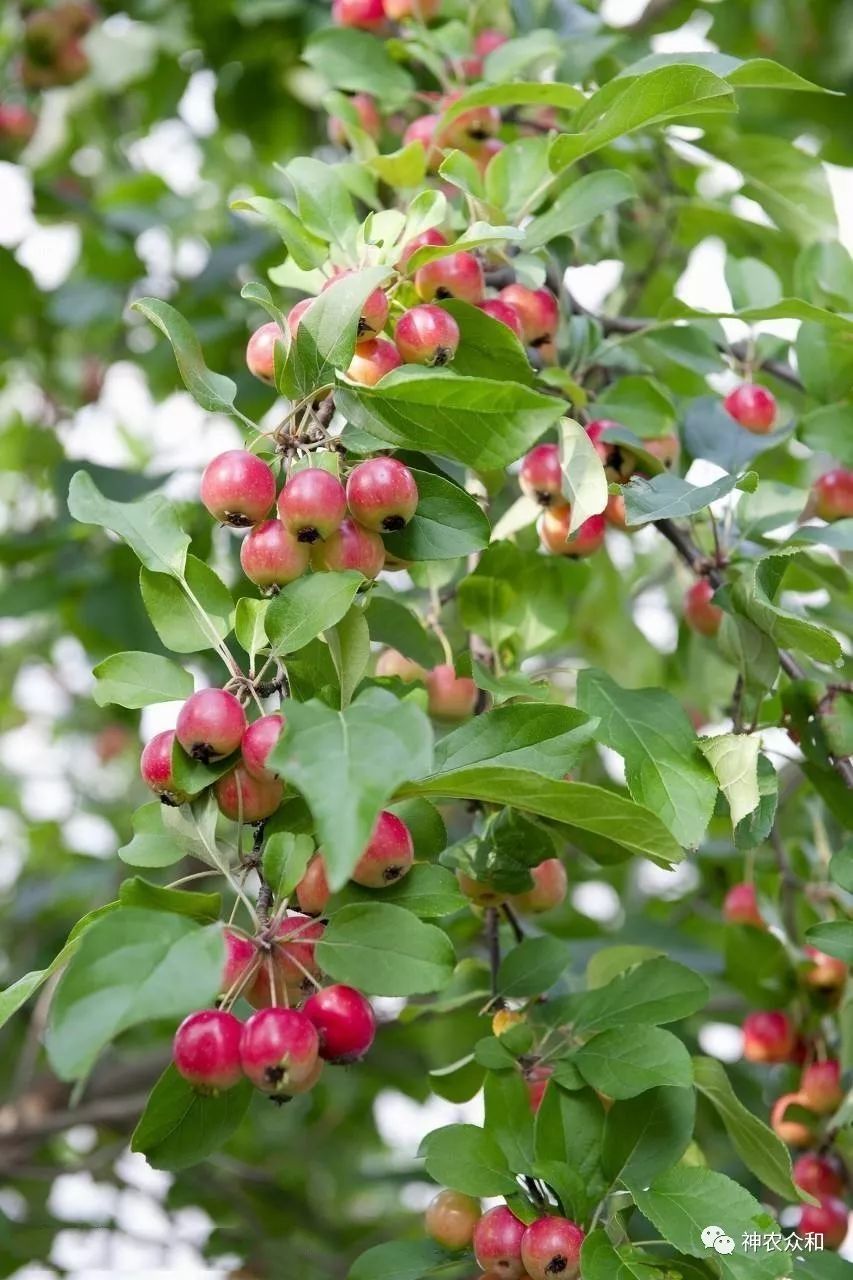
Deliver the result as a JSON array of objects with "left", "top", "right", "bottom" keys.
[
  {"left": 425, "top": 1189, "right": 482, "bottom": 1250},
  {"left": 478, "top": 297, "right": 523, "bottom": 338},
  {"left": 804, "top": 947, "right": 848, "bottom": 995},
  {"left": 140, "top": 730, "right": 189, "bottom": 806},
  {"left": 176, "top": 688, "right": 246, "bottom": 762},
  {"left": 473, "top": 1205, "right": 526, "bottom": 1279},
  {"left": 403, "top": 114, "right": 443, "bottom": 171},
  {"left": 499, "top": 285, "right": 559, "bottom": 346},
  {"left": 395, "top": 304, "right": 460, "bottom": 367},
  {"left": 304, "top": 984, "right": 376, "bottom": 1063},
  {"left": 399, "top": 227, "right": 448, "bottom": 269},
  {"left": 346, "top": 338, "right": 403, "bottom": 386},
  {"left": 813, "top": 469, "right": 853, "bottom": 522},
  {"left": 214, "top": 765, "right": 284, "bottom": 823},
  {"left": 798, "top": 1197, "right": 849, "bottom": 1251},
  {"left": 239, "top": 1006, "right": 319, "bottom": 1095},
  {"left": 519, "top": 443, "right": 562, "bottom": 507},
  {"left": 296, "top": 855, "right": 331, "bottom": 916},
  {"left": 246, "top": 321, "right": 283, "bottom": 383},
  {"left": 241, "top": 714, "right": 284, "bottom": 782},
  {"left": 723, "top": 882, "right": 764, "bottom": 928},
  {"left": 311, "top": 517, "right": 386, "bottom": 578},
  {"left": 173, "top": 1009, "right": 243, "bottom": 1092},
  {"left": 439, "top": 96, "right": 500, "bottom": 150},
  {"left": 793, "top": 1153, "right": 845, "bottom": 1199},
  {"left": 240, "top": 520, "right": 311, "bottom": 588},
  {"left": 382, "top": 0, "right": 440, "bottom": 19},
  {"left": 526, "top": 1064, "right": 553, "bottom": 1113},
  {"left": 511, "top": 859, "right": 568, "bottom": 914},
  {"left": 287, "top": 297, "right": 313, "bottom": 340},
  {"left": 521, "top": 1217, "right": 585, "bottom": 1280},
  {"left": 375, "top": 648, "right": 425, "bottom": 683},
  {"left": 800, "top": 1060, "right": 843, "bottom": 1114},
  {"left": 332, "top": 0, "right": 385, "bottom": 29},
  {"left": 724, "top": 384, "right": 777, "bottom": 434},
  {"left": 585, "top": 419, "right": 637, "bottom": 483},
  {"left": 415, "top": 251, "right": 485, "bottom": 305},
  {"left": 539, "top": 506, "right": 606, "bottom": 558},
  {"left": 200, "top": 451, "right": 276, "bottom": 528},
  {"left": 346, "top": 457, "right": 419, "bottom": 532},
  {"left": 352, "top": 810, "right": 414, "bottom": 887},
  {"left": 742, "top": 1010, "right": 797, "bottom": 1063},
  {"left": 277, "top": 469, "right": 347, "bottom": 544},
  {"left": 426, "top": 665, "right": 476, "bottom": 720},
  {"left": 457, "top": 872, "right": 508, "bottom": 907},
  {"left": 328, "top": 93, "right": 382, "bottom": 146},
  {"left": 645, "top": 432, "right": 681, "bottom": 470},
  {"left": 684, "top": 579, "right": 723, "bottom": 638}
]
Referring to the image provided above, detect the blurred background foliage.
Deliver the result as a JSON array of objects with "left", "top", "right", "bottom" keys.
[{"left": 1, "top": 1, "right": 852, "bottom": 1276}]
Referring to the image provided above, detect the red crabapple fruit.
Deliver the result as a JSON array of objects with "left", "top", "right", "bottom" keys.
[
  {"left": 304, "top": 984, "right": 376, "bottom": 1063},
  {"left": 793, "top": 1153, "right": 845, "bottom": 1199},
  {"left": 521, "top": 1217, "right": 585, "bottom": 1280},
  {"left": 426, "top": 665, "right": 477, "bottom": 720},
  {"left": 296, "top": 855, "right": 331, "bottom": 916},
  {"left": 812, "top": 469, "right": 853, "bottom": 522},
  {"left": 173, "top": 1009, "right": 243, "bottom": 1092},
  {"left": 394, "top": 304, "right": 460, "bottom": 366},
  {"left": 322, "top": 270, "right": 388, "bottom": 339},
  {"left": 311, "top": 517, "right": 386, "bottom": 578},
  {"left": 332, "top": 0, "right": 385, "bottom": 29},
  {"left": 245, "top": 321, "right": 282, "bottom": 383},
  {"left": 351, "top": 810, "right": 414, "bottom": 887},
  {"left": 511, "top": 859, "right": 568, "bottom": 914},
  {"left": 176, "top": 688, "right": 246, "bottom": 762},
  {"left": 724, "top": 384, "right": 777, "bottom": 434},
  {"left": 346, "top": 457, "right": 419, "bottom": 532},
  {"left": 399, "top": 226, "right": 448, "bottom": 268},
  {"left": 403, "top": 115, "right": 443, "bottom": 170},
  {"left": 140, "top": 730, "right": 189, "bottom": 806},
  {"left": 804, "top": 947, "right": 848, "bottom": 995},
  {"left": 478, "top": 297, "right": 524, "bottom": 338},
  {"left": 240, "top": 520, "right": 311, "bottom": 588},
  {"left": 382, "top": 0, "right": 440, "bottom": 19},
  {"left": 346, "top": 338, "right": 403, "bottom": 386},
  {"left": 800, "top": 1060, "right": 843, "bottom": 1114},
  {"left": 723, "top": 882, "right": 764, "bottom": 928},
  {"left": 277, "top": 469, "right": 348, "bottom": 543},
  {"left": 519, "top": 443, "right": 562, "bottom": 507},
  {"left": 200, "top": 451, "right": 276, "bottom": 528},
  {"left": 241, "top": 714, "right": 283, "bottom": 782},
  {"left": 771, "top": 1092, "right": 814, "bottom": 1147},
  {"left": 499, "top": 285, "right": 559, "bottom": 346},
  {"left": 473, "top": 1205, "right": 526, "bottom": 1279},
  {"left": 798, "top": 1197, "right": 849, "bottom": 1250},
  {"left": 415, "top": 251, "right": 485, "bottom": 305},
  {"left": 742, "top": 1010, "right": 796, "bottom": 1063},
  {"left": 539, "top": 506, "right": 606, "bottom": 558},
  {"left": 214, "top": 765, "right": 284, "bottom": 823},
  {"left": 684, "top": 579, "right": 723, "bottom": 638},
  {"left": 240, "top": 1006, "right": 319, "bottom": 1095}
]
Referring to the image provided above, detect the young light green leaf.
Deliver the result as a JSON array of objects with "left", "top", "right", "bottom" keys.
[
  {"left": 558, "top": 418, "right": 608, "bottom": 535},
  {"left": 335, "top": 368, "right": 565, "bottom": 471},
  {"left": 266, "top": 571, "right": 364, "bottom": 657},
  {"left": 288, "top": 264, "right": 393, "bottom": 398},
  {"left": 231, "top": 196, "right": 327, "bottom": 270},
  {"left": 68, "top": 471, "right": 189, "bottom": 576},
  {"left": 699, "top": 732, "right": 761, "bottom": 828},
  {"left": 325, "top": 603, "right": 370, "bottom": 709},
  {"left": 262, "top": 832, "right": 315, "bottom": 900},
  {"left": 140, "top": 556, "right": 233, "bottom": 654},
  {"left": 268, "top": 687, "right": 433, "bottom": 889},
  {"left": 234, "top": 598, "right": 269, "bottom": 664},
  {"left": 131, "top": 298, "right": 239, "bottom": 414},
  {"left": 118, "top": 803, "right": 184, "bottom": 869},
  {"left": 302, "top": 27, "right": 415, "bottom": 108},
  {"left": 45, "top": 909, "right": 224, "bottom": 1080},
  {"left": 92, "top": 651, "right": 193, "bottom": 709},
  {"left": 316, "top": 903, "right": 454, "bottom": 995},
  {"left": 526, "top": 171, "right": 636, "bottom": 249},
  {"left": 118, "top": 877, "right": 221, "bottom": 923}
]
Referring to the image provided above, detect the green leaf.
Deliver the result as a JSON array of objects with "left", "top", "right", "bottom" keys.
[
  {"left": 574, "top": 1026, "right": 693, "bottom": 1099},
  {"left": 231, "top": 196, "right": 327, "bottom": 271},
  {"left": 266, "top": 571, "right": 364, "bottom": 658},
  {"left": 132, "top": 1065, "right": 254, "bottom": 1172},
  {"left": 431, "top": 704, "right": 597, "bottom": 779},
  {"left": 288, "top": 265, "right": 393, "bottom": 398},
  {"left": 558, "top": 418, "right": 608, "bottom": 535},
  {"left": 279, "top": 156, "right": 359, "bottom": 252},
  {"left": 302, "top": 27, "right": 415, "bottom": 109},
  {"left": 796, "top": 322, "right": 853, "bottom": 402},
  {"left": 436, "top": 299, "right": 533, "bottom": 386},
  {"left": 260, "top": 832, "right": 314, "bottom": 903},
  {"left": 118, "top": 877, "right": 221, "bottom": 923},
  {"left": 602, "top": 1086, "right": 696, "bottom": 1188},
  {"left": 734, "top": 754, "right": 779, "bottom": 851},
  {"left": 550, "top": 65, "right": 735, "bottom": 169},
  {"left": 419, "top": 1123, "right": 518, "bottom": 1197},
  {"left": 140, "top": 556, "right": 233, "bottom": 654},
  {"left": 525, "top": 170, "right": 636, "bottom": 249},
  {"left": 131, "top": 298, "right": 239, "bottom": 414},
  {"left": 325, "top": 603, "right": 370, "bottom": 709},
  {"left": 534, "top": 1084, "right": 606, "bottom": 1213},
  {"left": 367, "top": 594, "right": 443, "bottom": 667},
  {"left": 400, "top": 770, "right": 684, "bottom": 867},
  {"left": 709, "top": 133, "right": 838, "bottom": 246},
  {"left": 367, "top": 142, "right": 427, "bottom": 189},
  {"left": 577, "top": 670, "right": 717, "bottom": 849},
  {"left": 316, "top": 903, "right": 454, "bottom": 996},
  {"left": 484, "top": 1069, "right": 535, "bottom": 1174},
  {"left": 805, "top": 921, "right": 853, "bottom": 964},
  {"left": 591, "top": 375, "right": 677, "bottom": 440},
  {"left": 497, "top": 937, "right": 569, "bottom": 998},
  {"left": 664, "top": 294, "right": 853, "bottom": 334},
  {"left": 118, "top": 803, "right": 183, "bottom": 868},
  {"left": 330, "top": 863, "right": 464, "bottom": 919},
  {"left": 699, "top": 733, "right": 761, "bottom": 828},
  {"left": 234, "top": 598, "right": 269, "bottom": 663},
  {"left": 45, "top": 909, "right": 224, "bottom": 1081},
  {"left": 692, "top": 1056, "right": 801, "bottom": 1201},
  {"left": 800, "top": 404, "right": 853, "bottom": 465},
  {"left": 68, "top": 471, "right": 189, "bottom": 576},
  {"left": 731, "top": 552, "right": 843, "bottom": 664},
  {"left": 403, "top": 221, "right": 524, "bottom": 273},
  {"left": 92, "top": 651, "right": 193, "bottom": 709},
  {"left": 581, "top": 1233, "right": 661, "bottom": 1280},
  {"left": 441, "top": 82, "right": 584, "bottom": 133},
  {"left": 725, "top": 256, "right": 782, "bottom": 310},
  {"left": 623, "top": 469, "right": 748, "bottom": 525},
  {"left": 567, "top": 958, "right": 709, "bottom": 1035},
  {"left": 633, "top": 1167, "right": 775, "bottom": 1266},
  {"left": 335, "top": 368, "right": 565, "bottom": 471},
  {"left": 382, "top": 465, "right": 490, "bottom": 562},
  {"left": 0, "top": 969, "right": 53, "bottom": 1032},
  {"left": 269, "top": 688, "right": 433, "bottom": 890},
  {"left": 587, "top": 945, "right": 664, "bottom": 989}
]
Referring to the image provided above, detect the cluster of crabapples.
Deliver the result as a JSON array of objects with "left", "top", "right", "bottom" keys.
[
  {"left": 1, "top": 1, "right": 97, "bottom": 155},
  {"left": 425, "top": 1192, "right": 584, "bottom": 1280},
  {"left": 170, "top": 810, "right": 416, "bottom": 1099},
  {"left": 724, "top": 882, "right": 851, "bottom": 1248}
]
